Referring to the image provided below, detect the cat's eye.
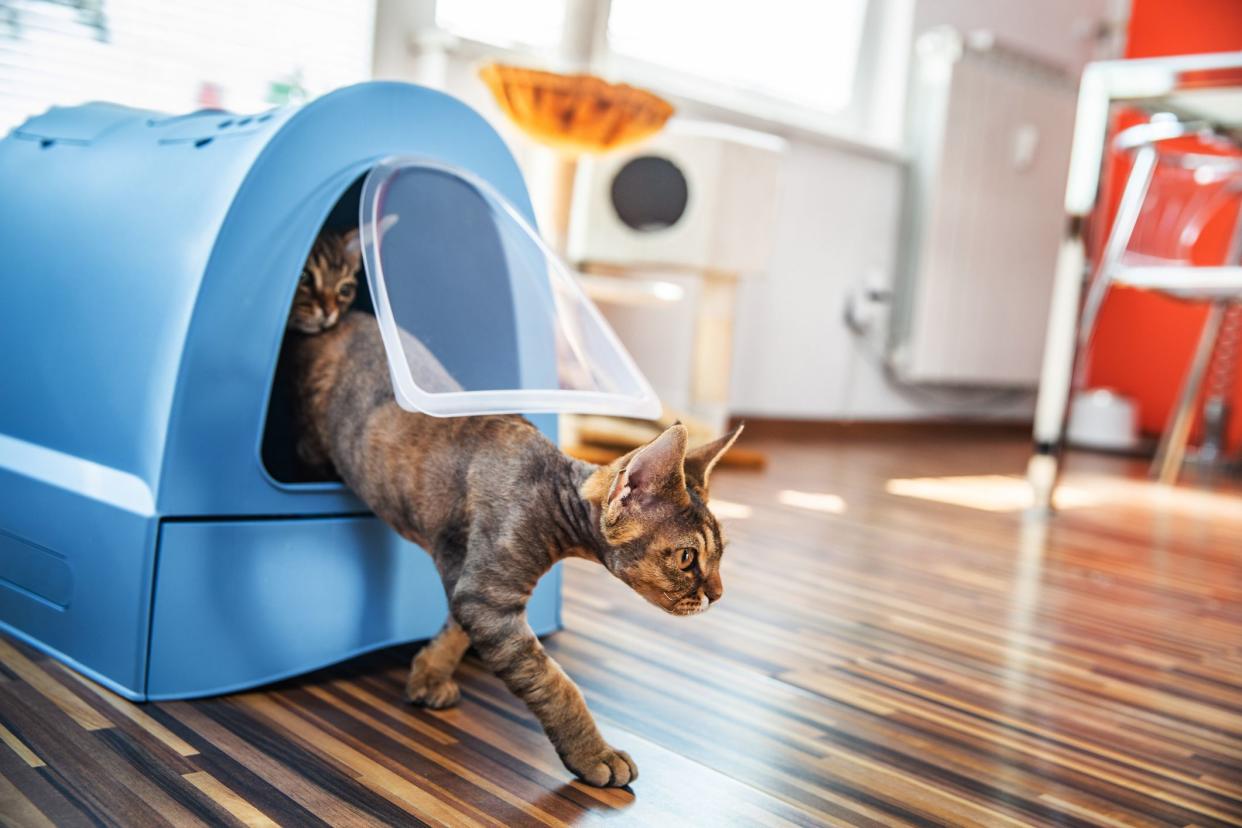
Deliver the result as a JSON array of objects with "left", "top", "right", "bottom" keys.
[
  {"left": 677, "top": 548, "right": 697, "bottom": 570},
  {"left": 299, "top": 271, "right": 311, "bottom": 287},
  {"left": 338, "top": 282, "right": 355, "bottom": 299}
]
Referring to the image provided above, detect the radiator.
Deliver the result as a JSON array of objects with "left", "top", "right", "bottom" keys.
[{"left": 889, "top": 28, "right": 1078, "bottom": 387}]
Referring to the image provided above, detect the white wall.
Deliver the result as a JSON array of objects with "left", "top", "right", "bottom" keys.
[{"left": 729, "top": 141, "right": 901, "bottom": 418}]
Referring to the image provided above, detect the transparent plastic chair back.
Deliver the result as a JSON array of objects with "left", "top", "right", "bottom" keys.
[
  {"left": 359, "top": 158, "right": 659, "bottom": 418},
  {"left": 1125, "top": 150, "right": 1242, "bottom": 269}
]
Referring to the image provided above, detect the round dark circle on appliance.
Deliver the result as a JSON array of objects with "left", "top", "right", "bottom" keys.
[{"left": 610, "top": 155, "right": 688, "bottom": 232}]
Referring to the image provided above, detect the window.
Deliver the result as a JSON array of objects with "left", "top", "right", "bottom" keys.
[
  {"left": 429, "top": 0, "right": 909, "bottom": 150},
  {"left": 434, "top": 0, "right": 566, "bottom": 50},
  {"left": 607, "top": 0, "right": 869, "bottom": 115},
  {"left": 0, "top": 0, "right": 375, "bottom": 134}
]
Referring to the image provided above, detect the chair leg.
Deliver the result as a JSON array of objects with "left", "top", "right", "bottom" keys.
[
  {"left": 1029, "top": 148, "right": 1157, "bottom": 512},
  {"left": 1029, "top": 233, "right": 1089, "bottom": 511},
  {"left": 1079, "top": 148, "right": 1157, "bottom": 340},
  {"left": 1074, "top": 145, "right": 1157, "bottom": 378},
  {"left": 1152, "top": 302, "right": 1228, "bottom": 484}
]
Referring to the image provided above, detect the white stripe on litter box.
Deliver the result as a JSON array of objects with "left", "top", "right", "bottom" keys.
[{"left": 0, "top": 433, "right": 155, "bottom": 516}]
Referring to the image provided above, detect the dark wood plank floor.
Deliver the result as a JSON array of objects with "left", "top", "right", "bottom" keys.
[{"left": 2, "top": 431, "right": 1241, "bottom": 826}]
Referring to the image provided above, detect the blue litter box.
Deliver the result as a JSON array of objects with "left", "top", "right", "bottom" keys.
[{"left": 0, "top": 82, "right": 656, "bottom": 701}]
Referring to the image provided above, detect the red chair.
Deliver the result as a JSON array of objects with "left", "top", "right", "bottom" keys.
[{"left": 1074, "top": 114, "right": 1242, "bottom": 482}]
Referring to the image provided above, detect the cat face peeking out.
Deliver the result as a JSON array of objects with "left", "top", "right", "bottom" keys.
[
  {"left": 587, "top": 423, "right": 743, "bottom": 616},
  {"left": 288, "top": 228, "right": 361, "bottom": 334}
]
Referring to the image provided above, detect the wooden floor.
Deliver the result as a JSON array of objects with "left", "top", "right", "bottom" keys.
[{"left": 2, "top": 431, "right": 1241, "bottom": 827}]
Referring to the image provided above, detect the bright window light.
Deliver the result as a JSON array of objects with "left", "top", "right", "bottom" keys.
[
  {"left": 777, "top": 490, "right": 847, "bottom": 514},
  {"left": 435, "top": 0, "right": 566, "bottom": 49},
  {"left": 0, "top": 0, "right": 375, "bottom": 133},
  {"left": 607, "top": 0, "right": 869, "bottom": 113}
]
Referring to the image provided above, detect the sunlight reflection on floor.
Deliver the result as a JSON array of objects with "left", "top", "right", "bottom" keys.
[
  {"left": 885, "top": 472, "right": 1242, "bottom": 517},
  {"left": 708, "top": 498, "right": 754, "bottom": 519},
  {"left": 777, "top": 490, "right": 848, "bottom": 514}
]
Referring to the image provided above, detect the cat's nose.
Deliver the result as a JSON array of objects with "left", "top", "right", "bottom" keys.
[{"left": 704, "top": 571, "right": 723, "bottom": 603}]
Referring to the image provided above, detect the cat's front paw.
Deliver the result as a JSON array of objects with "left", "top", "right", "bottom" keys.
[
  {"left": 404, "top": 673, "right": 461, "bottom": 709},
  {"left": 566, "top": 746, "right": 638, "bottom": 787}
]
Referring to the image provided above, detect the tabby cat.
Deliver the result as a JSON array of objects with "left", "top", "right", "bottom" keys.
[
  {"left": 290, "top": 311, "right": 741, "bottom": 787},
  {"left": 287, "top": 228, "right": 361, "bottom": 334}
]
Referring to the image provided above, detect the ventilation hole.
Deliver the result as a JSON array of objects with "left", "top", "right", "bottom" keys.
[
  {"left": 39, "top": 138, "right": 54, "bottom": 149},
  {"left": 610, "top": 156, "right": 689, "bottom": 232},
  {"left": 218, "top": 119, "right": 233, "bottom": 128},
  {"left": 237, "top": 117, "right": 253, "bottom": 126},
  {"left": 194, "top": 137, "right": 213, "bottom": 148},
  {"left": 257, "top": 113, "right": 273, "bottom": 122}
]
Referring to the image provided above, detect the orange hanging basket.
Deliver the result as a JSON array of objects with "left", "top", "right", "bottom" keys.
[{"left": 479, "top": 63, "right": 674, "bottom": 155}]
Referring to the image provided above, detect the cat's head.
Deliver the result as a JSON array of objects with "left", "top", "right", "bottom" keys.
[
  {"left": 288, "top": 229, "right": 361, "bottom": 334},
  {"left": 585, "top": 423, "right": 743, "bottom": 616}
]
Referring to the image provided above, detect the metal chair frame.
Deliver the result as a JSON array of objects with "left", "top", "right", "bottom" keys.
[{"left": 1074, "top": 117, "right": 1242, "bottom": 484}]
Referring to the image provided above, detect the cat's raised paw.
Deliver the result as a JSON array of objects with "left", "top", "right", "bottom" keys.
[
  {"left": 404, "top": 674, "right": 461, "bottom": 709},
  {"left": 570, "top": 747, "right": 638, "bottom": 787}
]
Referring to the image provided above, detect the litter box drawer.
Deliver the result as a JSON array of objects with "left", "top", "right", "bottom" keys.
[
  {"left": 0, "top": 461, "right": 158, "bottom": 701},
  {"left": 146, "top": 515, "right": 562, "bottom": 700}
]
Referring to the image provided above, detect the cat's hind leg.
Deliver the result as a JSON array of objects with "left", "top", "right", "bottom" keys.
[{"left": 405, "top": 618, "right": 470, "bottom": 709}]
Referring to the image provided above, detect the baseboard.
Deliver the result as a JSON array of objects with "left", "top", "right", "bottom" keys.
[{"left": 727, "top": 417, "right": 1032, "bottom": 442}]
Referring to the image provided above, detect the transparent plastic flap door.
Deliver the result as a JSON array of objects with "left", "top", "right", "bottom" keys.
[{"left": 359, "top": 157, "right": 659, "bottom": 418}]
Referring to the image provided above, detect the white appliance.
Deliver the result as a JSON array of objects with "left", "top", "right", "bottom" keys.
[
  {"left": 568, "top": 119, "right": 786, "bottom": 273},
  {"left": 890, "top": 28, "right": 1079, "bottom": 387}
]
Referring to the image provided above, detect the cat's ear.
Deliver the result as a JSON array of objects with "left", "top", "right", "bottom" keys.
[
  {"left": 684, "top": 423, "right": 743, "bottom": 491},
  {"left": 604, "top": 423, "right": 689, "bottom": 523}
]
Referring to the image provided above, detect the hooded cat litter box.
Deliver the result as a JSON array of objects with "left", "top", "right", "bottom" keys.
[{"left": 0, "top": 82, "right": 657, "bottom": 701}]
